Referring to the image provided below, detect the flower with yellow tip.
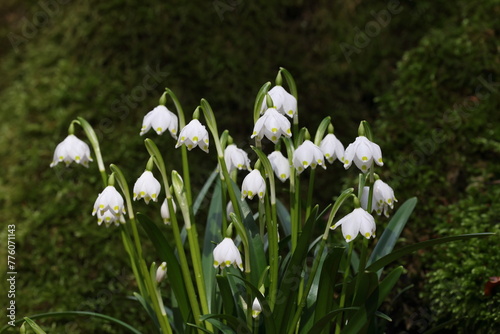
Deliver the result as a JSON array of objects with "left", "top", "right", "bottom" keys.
[
  {"left": 213, "top": 237, "right": 243, "bottom": 271},
  {"left": 140, "top": 105, "right": 178, "bottom": 138},
  {"left": 133, "top": 171, "right": 161, "bottom": 204},
  {"left": 50, "top": 134, "right": 93, "bottom": 168},
  {"left": 241, "top": 170, "right": 266, "bottom": 201},
  {"left": 268, "top": 151, "right": 290, "bottom": 182},
  {"left": 175, "top": 119, "right": 209, "bottom": 152},
  {"left": 251, "top": 108, "right": 291, "bottom": 144},
  {"left": 330, "top": 208, "right": 376, "bottom": 242},
  {"left": 161, "top": 198, "right": 177, "bottom": 224},
  {"left": 92, "top": 186, "right": 126, "bottom": 227},
  {"left": 261, "top": 85, "right": 297, "bottom": 118},
  {"left": 224, "top": 144, "right": 251, "bottom": 173},
  {"left": 293, "top": 140, "right": 326, "bottom": 174},
  {"left": 320, "top": 133, "right": 345, "bottom": 164},
  {"left": 343, "top": 136, "right": 383, "bottom": 173}
]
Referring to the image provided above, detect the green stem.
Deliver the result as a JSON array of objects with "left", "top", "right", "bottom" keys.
[
  {"left": 305, "top": 168, "right": 316, "bottom": 220},
  {"left": 335, "top": 242, "right": 354, "bottom": 334}
]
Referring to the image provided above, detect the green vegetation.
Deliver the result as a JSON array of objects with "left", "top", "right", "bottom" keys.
[{"left": 0, "top": 0, "right": 498, "bottom": 332}]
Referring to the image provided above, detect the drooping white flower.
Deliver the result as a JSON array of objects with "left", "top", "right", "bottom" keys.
[
  {"left": 92, "top": 186, "right": 126, "bottom": 227},
  {"left": 156, "top": 262, "right": 167, "bottom": 283},
  {"left": 292, "top": 140, "right": 326, "bottom": 174},
  {"left": 373, "top": 180, "right": 397, "bottom": 216},
  {"left": 213, "top": 237, "right": 243, "bottom": 271},
  {"left": 161, "top": 198, "right": 177, "bottom": 224},
  {"left": 140, "top": 105, "right": 179, "bottom": 138},
  {"left": 133, "top": 171, "right": 161, "bottom": 204},
  {"left": 330, "top": 208, "right": 376, "bottom": 242},
  {"left": 252, "top": 298, "right": 262, "bottom": 318},
  {"left": 251, "top": 108, "right": 292, "bottom": 144},
  {"left": 224, "top": 144, "right": 251, "bottom": 172},
  {"left": 261, "top": 86, "right": 297, "bottom": 118},
  {"left": 268, "top": 151, "right": 290, "bottom": 182},
  {"left": 175, "top": 119, "right": 209, "bottom": 152},
  {"left": 343, "top": 136, "right": 383, "bottom": 173},
  {"left": 241, "top": 170, "right": 266, "bottom": 201},
  {"left": 50, "top": 134, "right": 93, "bottom": 168},
  {"left": 320, "top": 134, "right": 345, "bottom": 164}
]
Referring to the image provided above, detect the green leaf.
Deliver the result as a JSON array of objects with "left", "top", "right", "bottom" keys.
[
  {"left": 253, "top": 81, "right": 272, "bottom": 123},
  {"left": 22, "top": 318, "right": 47, "bottom": 334},
  {"left": 342, "top": 266, "right": 404, "bottom": 334},
  {"left": 368, "top": 197, "right": 417, "bottom": 276},
  {"left": 0, "top": 312, "right": 142, "bottom": 334},
  {"left": 137, "top": 213, "right": 191, "bottom": 324},
  {"left": 279, "top": 67, "right": 298, "bottom": 98},
  {"left": 216, "top": 275, "right": 236, "bottom": 316},
  {"left": 276, "top": 198, "right": 291, "bottom": 237},
  {"left": 303, "top": 307, "right": 359, "bottom": 334},
  {"left": 273, "top": 206, "right": 319, "bottom": 332},
  {"left": 203, "top": 179, "right": 222, "bottom": 309},
  {"left": 199, "top": 314, "right": 251, "bottom": 334},
  {"left": 366, "top": 233, "right": 494, "bottom": 273}
]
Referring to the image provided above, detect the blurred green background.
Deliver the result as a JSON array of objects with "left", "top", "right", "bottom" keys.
[{"left": 0, "top": 0, "right": 499, "bottom": 332}]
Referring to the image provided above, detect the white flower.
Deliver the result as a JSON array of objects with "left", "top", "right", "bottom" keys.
[
  {"left": 50, "top": 134, "right": 93, "bottom": 168},
  {"left": 343, "top": 136, "right": 383, "bottom": 173},
  {"left": 252, "top": 298, "right": 262, "bottom": 318},
  {"left": 133, "top": 171, "right": 161, "bottom": 204},
  {"left": 373, "top": 180, "right": 397, "bottom": 216},
  {"left": 293, "top": 140, "right": 326, "bottom": 174},
  {"left": 261, "top": 86, "right": 297, "bottom": 118},
  {"left": 140, "top": 105, "right": 179, "bottom": 138},
  {"left": 226, "top": 201, "right": 234, "bottom": 221},
  {"left": 241, "top": 170, "right": 266, "bottom": 201},
  {"left": 320, "top": 134, "right": 345, "bottom": 164},
  {"left": 213, "top": 237, "right": 243, "bottom": 271},
  {"left": 330, "top": 208, "right": 376, "bottom": 242},
  {"left": 175, "top": 119, "right": 209, "bottom": 152},
  {"left": 92, "top": 186, "right": 126, "bottom": 227},
  {"left": 268, "top": 151, "right": 290, "bottom": 182},
  {"left": 360, "top": 181, "right": 397, "bottom": 217},
  {"left": 224, "top": 144, "right": 251, "bottom": 172},
  {"left": 251, "top": 108, "right": 292, "bottom": 144},
  {"left": 161, "top": 198, "right": 177, "bottom": 224},
  {"left": 156, "top": 262, "right": 167, "bottom": 283}
]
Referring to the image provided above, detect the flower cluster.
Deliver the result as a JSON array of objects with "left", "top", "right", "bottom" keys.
[{"left": 92, "top": 185, "right": 126, "bottom": 227}]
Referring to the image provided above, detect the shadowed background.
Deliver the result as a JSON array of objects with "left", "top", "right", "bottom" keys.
[{"left": 0, "top": 0, "right": 499, "bottom": 332}]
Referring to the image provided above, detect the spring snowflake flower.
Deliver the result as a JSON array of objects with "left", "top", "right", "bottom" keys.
[
  {"left": 92, "top": 186, "right": 126, "bottom": 227},
  {"left": 360, "top": 180, "right": 397, "bottom": 217},
  {"left": 213, "top": 237, "right": 243, "bottom": 271},
  {"left": 175, "top": 119, "right": 209, "bottom": 152},
  {"left": 161, "top": 198, "right": 177, "bottom": 224},
  {"left": 133, "top": 171, "right": 161, "bottom": 204},
  {"left": 293, "top": 140, "right": 326, "bottom": 174},
  {"left": 261, "top": 86, "right": 297, "bottom": 118},
  {"left": 330, "top": 208, "right": 376, "bottom": 242},
  {"left": 224, "top": 144, "right": 251, "bottom": 172},
  {"left": 50, "top": 134, "right": 93, "bottom": 168},
  {"left": 320, "top": 134, "right": 345, "bottom": 164},
  {"left": 252, "top": 298, "right": 262, "bottom": 318},
  {"left": 140, "top": 105, "right": 179, "bottom": 138},
  {"left": 156, "top": 262, "right": 167, "bottom": 283},
  {"left": 241, "top": 170, "right": 266, "bottom": 201},
  {"left": 251, "top": 108, "right": 292, "bottom": 144},
  {"left": 343, "top": 136, "right": 383, "bottom": 173},
  {"left": 268, "top": 151, "right": 290, "bottom": 182}
]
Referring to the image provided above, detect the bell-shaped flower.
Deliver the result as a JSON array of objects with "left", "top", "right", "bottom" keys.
[
  {"left": 373, "top": 180, "right": 397, "bottom": 216},
  {"left": 241, "top": 170, "right": 266, "bottom": 201},
  {"left": 261, "top": 86, "right": 297, "bottom": 118},
  {"left": 133, "top": 171, "right": 161, "bottom": 204},
  {"left": 175, "top": 119, "right": 209, "bottom": 152},
  {"left": 330, "top": 208, "right": 376, "bottom": 242},
  {"left": 156, "top": 262, "right": 167, "bottom": 283},
  {"left": 320, "top": 134, "right": 345, "bottom": 164},
  {"left": 343, "top": 136, "right": 383, "bottom": 173},
  {"left": 140, "top": 105, "right": 179, "bottom": 138},
  {"left": 251, "top": 108, "right": 291, "bottom": 144},
  {"left": 224, "top": 144, "right": 251, "bottom": 173},
  {"left": 92, "top": 186, "right": 126, "bottom": 227},
  {"left": 293, "top": 140, "right": 326, "bottom": 174},
  {"left": 213, "top": 237, "right": 243, "bottom": 271},
  {"left": 268, "top": 151, "right": 290, "bottom": 182},
  {"left": 50, "top": 134, "right": 93, "bottom": 168},
  {"left": 161, "top": 198, "right": 177, "bottom": 224},
  {"left": 252, "top": 298, "right": 262, "bottom": 318}
]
